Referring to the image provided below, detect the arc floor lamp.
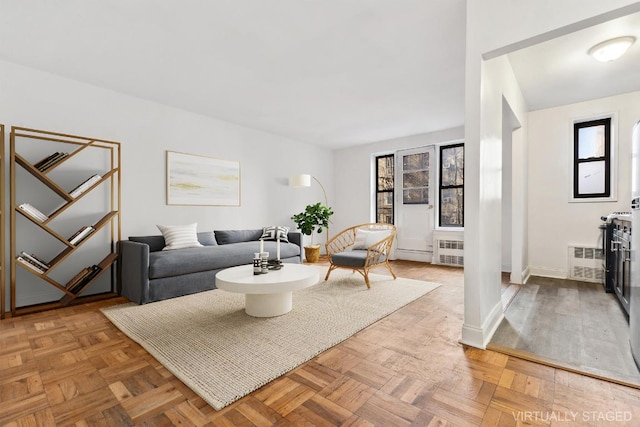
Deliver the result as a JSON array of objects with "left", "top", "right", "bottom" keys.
[{"left": 289, "top": 174, "right": 329, "bottom": 247}]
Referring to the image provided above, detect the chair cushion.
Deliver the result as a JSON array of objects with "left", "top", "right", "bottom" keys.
[{"left": 331, "top": 250, "right": 386, "bottom": 268}]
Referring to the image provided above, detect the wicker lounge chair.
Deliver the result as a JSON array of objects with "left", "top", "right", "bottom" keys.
[{"left": 324, "top": 223, "right": 397, "bottom": 288}]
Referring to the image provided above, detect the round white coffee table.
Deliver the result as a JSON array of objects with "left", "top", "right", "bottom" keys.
[{"left": 215, "top": 264, "right": 319, "bottom": 317}]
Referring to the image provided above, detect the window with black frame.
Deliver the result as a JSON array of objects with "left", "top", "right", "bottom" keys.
[
  {"left": 439, "top": 144, "right": 464, "bottom": 227},
  {"left": 375, "top": 154, "right": 394, "bottom": 224},
  {"left": 573, "top": 117, "right": 611, "bottom": 199}
]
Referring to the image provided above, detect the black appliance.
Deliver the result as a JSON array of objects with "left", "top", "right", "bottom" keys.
[{"left": 602, "top": 212, "right": 632, "bottom": 317}]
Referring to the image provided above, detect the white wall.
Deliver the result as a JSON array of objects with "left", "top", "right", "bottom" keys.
[
  {"left": 0, "top": 60, "right": 332, "bottom": 308},
  {"left": 528, "top": 90, "right": 640, "bottom": 278},
  {"left": 501, "top": 103, "right": 513, "bottom": 273},
  {"left": 463, "top": 0, "right": 640, "bottom": 349},
  {"left": 462, "top": 54, "right": 528, "bottom": 348},
  {"left": 332, "top": 127, "right": 464, "bottom": 235}
]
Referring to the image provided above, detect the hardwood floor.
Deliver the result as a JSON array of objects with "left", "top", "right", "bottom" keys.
[{"left": 2, "top": 261, "right": 640, "bottom": 426}]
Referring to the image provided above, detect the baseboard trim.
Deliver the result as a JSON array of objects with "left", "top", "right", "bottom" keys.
[
  {"left": 394, "top": 249, "right": 432, "bottom": 263},
  {"left": 460, "top": 300, "right": 504, "bottom": 349},
  {"left": 460, "top": 324, "right": 485, "bottom": 349},
  {"left": 508, "top": 266, "right": 530, "bottom": 285},
  {"left": 528, "top": 266, "right": 566, "bottom": 280},
  {"left": 483, "top": 301, "right": 505, "bottom": 346}
]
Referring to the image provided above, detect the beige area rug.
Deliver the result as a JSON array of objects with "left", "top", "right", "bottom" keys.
[{"left": 101, "top": 267, "right": 440, "bottom": 410}]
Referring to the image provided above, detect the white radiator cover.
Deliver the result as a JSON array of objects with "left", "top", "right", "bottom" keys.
[
  {"left": 432, "top": 231, "right": 464, "bottom": 267},
  {"left": 568, "top": 245, "right": 604, "bottom": 283}
]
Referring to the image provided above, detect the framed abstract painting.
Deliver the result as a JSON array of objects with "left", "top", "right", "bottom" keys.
[{"left": 166, "top": 151, "right": 240, "bottom": 206}]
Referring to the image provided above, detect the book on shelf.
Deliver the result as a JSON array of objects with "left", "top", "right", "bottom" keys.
[
  {"left": 82, "top": 265, "right": 102, "bottom": 285},
  {"left": 68, "top": 265, "right": 102, "bottom": 294},
  {"left": 68, "top": 226, "right": 95, "bottom": 245},
  {"left": 18, "top": 203, "right": 48, "bottom": 222},
  {"left": 66, "top": 267, "right": 92, "bottom": 292},
  {"left": 38, "top": 152, "right": 69, "bottom": 172},
  {"left": 16, "top": 256, "right": 45, "bottom": 274},
  {"left": 19, "top": 251, "right": 50, "bottom": 271},
  {"left": 33, "top": 152, "right": 60, "bottom": 169},
  {"left": 69, "top": 174, "right": 101, "bottom": 198}
]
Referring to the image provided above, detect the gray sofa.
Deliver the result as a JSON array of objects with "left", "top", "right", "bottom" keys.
[{"left": 117, "top": 229, "right": 302, "bottom": 304}]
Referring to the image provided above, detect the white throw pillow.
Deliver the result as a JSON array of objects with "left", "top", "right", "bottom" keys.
[
  {"left": 352, "top": 229, "right": 392, "bottom": 250},
  {"left": 156, "top": 223, "right": 204, "bottom": 250}
]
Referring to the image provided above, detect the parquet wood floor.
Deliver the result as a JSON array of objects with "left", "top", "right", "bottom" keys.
[{"left": 2, "top": 261, "right": 640, "bottom": 426}]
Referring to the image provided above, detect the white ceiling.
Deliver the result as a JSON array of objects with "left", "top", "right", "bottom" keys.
[
  {"left": 0, "top": 2, "right": 637, "bottom": 149},
  {"left": 508, "top": 11, "right": 640, "bottom": 111},
  {"left": 0, "top": 1, "right": 466, "bottom": 149}
]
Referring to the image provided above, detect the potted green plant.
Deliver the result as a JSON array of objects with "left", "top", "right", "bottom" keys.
[{"left": 291, "top": 202, "right": 334, "bottom": 262}]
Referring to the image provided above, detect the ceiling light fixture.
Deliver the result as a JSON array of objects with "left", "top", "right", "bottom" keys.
[{"left": 588, "top": 36, "right": 635, "bottom": 62}]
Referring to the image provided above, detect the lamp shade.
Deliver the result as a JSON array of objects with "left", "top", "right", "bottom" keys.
[{"left": 290, "top": 174, "right": 311, "bottom": 188}]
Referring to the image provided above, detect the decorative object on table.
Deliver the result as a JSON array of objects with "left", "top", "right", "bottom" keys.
[
  {"left": 101, "top": 268, "right": 441, "bottom": 410},
  {"left": 166, "top": 150, "right": 240, "bottom": 206},
  {"left": 290, "top": 174, "right": 331, "bottom": 247},
  {"left": 291, "top": 202, "right": 333, "bottom": 263},
  {"left": 267, "top": 259, "right": 283, "bottom": 270},
  {"left": 260, "top": 252, "right": 269, "bottom": 274},
  {"left": 253, "top": 253, "right": 262, "bottom": 275}
]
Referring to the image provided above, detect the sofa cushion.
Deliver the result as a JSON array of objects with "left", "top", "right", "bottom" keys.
[
  {"left": 130, "top": 235, "right": 166, "bottom": 252},
  {"left": 148, "top": 241, "right": 301, "bottom": 279},
  {"left": 214, "top": 229, "right": 262, "bottom": 245},
  {"left": 157, "top": 223, "right": 203, "bottom": 250},
  {"left": 130, "top": 231, "right": 217, "bottom": 252},
  {"left": 196, "top": 231, "right": 217, "bottom": 246}
]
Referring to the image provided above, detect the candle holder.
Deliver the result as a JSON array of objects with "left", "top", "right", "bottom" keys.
[
  {"left": 253, "top": 253, "right": 262, "bottom": 275},
  {"left": 268, "top": 259, "right": 283, "bottom": 270},
  {"left": 260, "top": 252, "right": 269, "bottom": 274}
]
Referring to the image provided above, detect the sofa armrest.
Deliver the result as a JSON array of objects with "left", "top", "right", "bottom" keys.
[
  {"left": 287, "top": 231, "right": 303, "bottom": 259},
  {"left": 118, "top": 240, "right": 150, "bottom": 304}
]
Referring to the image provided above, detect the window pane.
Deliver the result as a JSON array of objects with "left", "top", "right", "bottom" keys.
[
  {"left": 578, "top": 161, "right": 605, "bottom": 194},
  {"left": 440, "top": 188, "right": 463, "bottom": 226},
  {"left": 403, "top": 152, "right": 429, "bottom": 171},
  {"left": 376, "top": 192, "right": 394, "bottom": 224},
  {"left": 375, "top": 154, "right": 394, "bottom": 224},
  {"left": 403, "top": 188, "right": 429, "bottom": 204},
  {"left": 402, "top": 152, "right": 430, "bottom": 204},
  {"left": 578, "top": 125, "right": 605, "bottom": 159},
  {"left": 441, "top": 146, "right": 464, "bottom": 186},
  {"left": 402, "top": 170, "right": 429, "bottom": 188},
  {"left": 377, "top": 156, "right": 394, "bottom": 191}
]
